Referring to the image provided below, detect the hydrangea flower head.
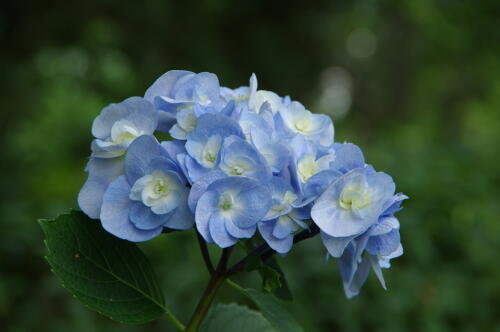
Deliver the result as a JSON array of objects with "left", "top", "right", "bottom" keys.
[{"left": 77, "top": 69, "right": 407, "bottom": 298}]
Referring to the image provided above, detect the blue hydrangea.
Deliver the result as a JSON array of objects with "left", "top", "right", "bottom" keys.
[
  {"left": 78, "top": 97, "right": 158, "bottom": 219},
  {"left": 144, "top": 70, "right": 223, "bottom": 133},
  {"left": 100, "top": 135, "right": 193, "bottom": 241},
  {"left": 258, "top": 176, "right": 309, "bottom": 254},
  {"left": 195, "top": 177, "right": 271, "bottom": 248},
  {"left": 78, "top": 69, "right": 407, "bottom": 298},
  {"left": 336, "top": 193, "right": 407, "bottom": 298}
]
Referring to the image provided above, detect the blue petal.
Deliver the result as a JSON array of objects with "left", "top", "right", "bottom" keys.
[
  {"left": 187, "top": 113, "right": 244, "bottom": 142},
  {"left": 382, "top": 193, "right": 408, "bottom": 216},
  {"left": 272, "top": 215, "right": 295, "bottom": 239},
  {"left": 369, "top": 255, "right": 387, "bottom": 290},
  {"left": 225, "top": 219, "right": 256, "bottom": 238},
  {"left": 171, "top": 72, "right": 221, "bottom": 104},
  {"left": 156, "top": 108, "right": 177, "bottom": 132},
  {"left": 342, "top": 254, "right": 371, "bottom": 299},
  {"left": 209, "top": 214, "right": 238, "bottom": 248},
  {"left": 227, "top": 179, "right": 271, "bottom": 228},
  {"left": 330, "top": 143, "right": 365, "bottom": 174},
  {"left": 144, "top": 70, "right": 194, "bottom": 102},
  {"left": 369, "top": 216, "right": 399, "bottom": 236},
  {"left": 258, "top": 220, "right": 293, "bottom": 254},
  {"left": 165, "top": 192, "right": 195, "bottom": 230},
  {"left": 161, "top": 140, "right": 187, "bottom": 160},
  {"left": 195, "top": 191, "right": 218, "bottom": 243},
  {"left": 100, "top": 176, "right": 162, "bottom": 242},
  {"left": 129, "top": 202, "right": 169, "bottom": 231},
  {"left": 78, "top": 157, "right": 124, "bottom": 219},
  {"left": 303, "top": 170, "right": 341, "bottom": 200},
  {"left": 92, "top": 97, "right": 158, "bottom": 140},
  {"left": 188, "top": 170, "right": 227, "bottom": 212},
  {"left": 320, "top": 231, "right": 355, "bottom": 258},
  {"left": 366, "top": 229, "right": 401, "bottom": 256},
  {"left": 125, "top": 135, "right": 168, "bottom": 184},
  {"left": 219, "top": 136, "right": 271, "bottom": 183},
  {"left": 185, "top": 155, "right": 212, "bottom": 183},
  {"left": 311, "top": 169, "right": 376, "bottom": 237}
]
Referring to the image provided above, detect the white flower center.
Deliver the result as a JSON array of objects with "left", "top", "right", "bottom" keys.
[
  {"left": 201, "top": 135, "right": 222, "bottom": 168},
  {"left": 110, "top": 120, "right": 143, "bottom": 144},
  {"left": 219, "top": 192, "right": 234, "bottom": 211},
  {"left": 339, "top": 185, "right": 371, "bottom": 210},
  {"left": 297, "top": 154, "right": 317, "bottom": 182},
  {"left": 129, "top": 170, "right": 181, "bottom": 215}
]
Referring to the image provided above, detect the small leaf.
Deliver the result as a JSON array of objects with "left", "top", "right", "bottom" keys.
[
  {"left": 262, "top": 257, "right": 293, "bottom": 301},
  {"left": 242, "top": 239, "right": 293, "bottom": 300},
  {"left": 260, "top": 266, "right": 282, "bottom": 293},
  {"left": 39, "top": 210, "right": 167, "bottom": 324},
  {"left": 201, "top": 303, "right": 275, "bottom": 332}
]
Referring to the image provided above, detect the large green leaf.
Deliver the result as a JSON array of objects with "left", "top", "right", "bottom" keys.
[
  {"left": 227, "top": 281, "right": 304, "bottom": 332},
  {"left": 39, "top": 210, "right": 168, "bottom": 324},
  {"left": 201, "top": 303, "right": 275, "bottom": 332},
  {"left": 244, "top": 289, "right": 304, "bottom": 332}
]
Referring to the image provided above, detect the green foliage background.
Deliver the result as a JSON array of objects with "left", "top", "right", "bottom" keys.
[{"left": 2, "top": 1, "right": 500, "bottom": 331}]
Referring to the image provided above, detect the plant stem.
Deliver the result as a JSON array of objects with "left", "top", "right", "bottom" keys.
[
  {"left": 164, "top": 311, "right": 186, "bottom": 331},
  {"left": 185, "top": 247, "right": 233, "bottom": 331},
  {"left": 196, "top": 230, "right": 214, "bottom": 274},
  {"left": 185, "top": 271, "right": 226, "bottom": 331},
  {"left": 185, "top": 223, "right": 320, "bottom": 330},
  {"left": 227, "top": 223, "right": 320, "bottom": 275}
]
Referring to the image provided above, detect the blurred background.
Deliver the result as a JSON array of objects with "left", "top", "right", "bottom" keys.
[{"left": 2, "top": 0, "right": 500, "bottom": 331}]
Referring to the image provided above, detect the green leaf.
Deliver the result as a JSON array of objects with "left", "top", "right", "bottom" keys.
[
  {"left": 260, "top": 265, "right": 282, "bottom": 293},
  {"left": 242, "top": 239, "right": 293, "bottom": 300},
  {"left": 226, "top": 281, "right": 304, "bottom": 332},
  {"left": 262, "top": 257, "right": 293, "bottom": 301},
  {"left": 201, "top": 303, "right": 275, "bottom": 332},
  {"left": 39, "top": 210, "right": 168, "bottom": 324}
]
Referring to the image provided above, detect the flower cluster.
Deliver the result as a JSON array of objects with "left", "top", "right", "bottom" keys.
[{"left": 78, "top": 70, "right": 407, "bottom": 298}]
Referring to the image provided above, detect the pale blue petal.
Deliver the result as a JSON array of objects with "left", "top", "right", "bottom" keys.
[
  {"left": 78, "top": 157, "right": 124, "bottom": 219},
  {"left": 100, "top": 176, "right": 162, "bottom": 242},
  {"left": 382, "top": 193, "right": 408, "bottom": 216},
  {"left": 366, "top": 229, "right": 401, "bottom": 256},
  {"left": 258, "top": 221, "right": 293, "bottom": 254},
  {"left": 144, "top": 70, "right": 194, "bottom": 102},
  {"left": 219, "top": 136, "right": 271, "bottom": 182},
  {"left": 92, "top": 97, "right": 157, "bottom": 139},
  {"left": 209, "top": 214, "right": 238, "bottom": 248},
  {"left": 129, "top": 202, "right": 169, "bottom": 231},
  {"left": 342, "top": 255, "right": 371, "bottom": 299},
  {"left": 230, "top": 180, "right": 271, "bottom": 228},
  {"left": 320, "top": 231, "right": 355, "bottom": 258},
  {"left": 330, "top": 143, "right": 365, "bottom": 174},
  {"left": 156, "top": 108, "right": 177, "bottom": 132},
  {"left": 185, "top": 155, "right": 212, "bottom": 183},
  {"left": 311, "top": 169, "right": 375, "bottom": 237},
  {"left": 161, "top": 140, "right": 186, "bottom": 160},
  {"left": 165, "top": 192, "right": 195, "bottom": 230},
  {"left": 369, "top": 255, "right": 387, "bottom": 290},
  {"left": 195, "top": 191, "right": 218, "bottom": 243},
  {"left": 225, "top": 219, "right": 256, "bottom": 238},
  {"left": 272, "top": 216, "right": 295, "bottom": 239},
  {"left": 188, "top": 113, "right": 244, "bottom": 142},
  {"left": 369, "top": 216, "right": 399, "bottom": 236},
  {"left": 303, "top": 170, "right": 341, "bottom": 200},
  {"left": 188, "top": 170, "right": 227, "bottom": 212},
  {"left": 125, "top": 135, "right": 167, "bottom": 184}
]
